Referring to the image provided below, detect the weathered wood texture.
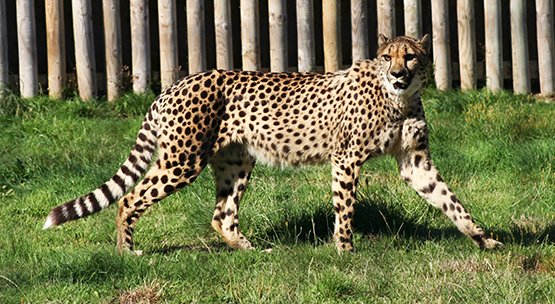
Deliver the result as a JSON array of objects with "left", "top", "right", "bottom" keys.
[
  {"left": 268, "top": 0, "right": 287, "bottom": 72},
  {"left": 187, "top": 0, "right": 206, "bottom": 74},
  {"left": 404, "top": 0, "right": 422, "bottom": 38},
  {"left": 323, "top": 0, "right": 341, "bottom": 72},
  {"left": 296, "top": 0, "right": 315, "bottom": 72},
  {"left": 0, "top": 0, "right": 7, "bottom": 91},
  {"left": 103, "top": 0, "right": 122, "bottom": 101},
  {"left": 431, "top": 0, "right": 451, "bottom": 90},
  {"left": 536, "top": 0, "right": 555, "bottom": 96},
  {"left": 377, "top": 0, "right": 395, "bottom": 39},
  {"left": 45, "top": 0, "right": 66, "bottom": 98},
  {"left": 17, "top": 0, "right": 39, "bottom": 97},
  {"left": 510, "top": 0, "right": 531, "bottom": 94},
  {"left": 241, "top": 0, "right": 261, "bottom": 71},
  {"left": 484, "top": 0, "right": 503, "bottom": 91},
  {"left": 72, "top": 0, "right": 97, "bottom": 100},
  {"left": 214, "top": 0, "right": 233, "bottom": 70},
  {"left": 158, "top": 0, "right": 179, "bottom": 89},
  {"left": 3, "top": 1, "right": 554, "bottom": 98},
  {"left": 130, "top": 0, "right": 150, "bottom": 93},
  {"left": 351, "top": 0, "right": 368, "bottom": 62},
  {"left": 457, "top": 0, "right": 476, "bottom": 90}
]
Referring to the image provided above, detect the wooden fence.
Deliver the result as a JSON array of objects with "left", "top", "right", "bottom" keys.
[{"left": 1, "top": 0, "right": 554, "bottom": 100}]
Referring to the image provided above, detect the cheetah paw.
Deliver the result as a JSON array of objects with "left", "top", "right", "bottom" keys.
[{"left": 481, "top": 238, "right": 503, "bottom": 250}]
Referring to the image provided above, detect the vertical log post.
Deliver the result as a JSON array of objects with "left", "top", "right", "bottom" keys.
[
  {"left": 214, "top": 0, "right": 233, "bottom": 70},
  {"left": 72, "top": 0, "right": 97, "bottom": 100},
  {"left": 431, "top": 0, "right": 451, "bottom": 90},
  {"left": 457, "top": 0, "right": 476, "bottom": 90},
  {"left": 296, "top": 0, "right": 315, "bottom": 72},
  {"left": 130, "top": 0, "right": 150, "bottom": 93},
  {"left": 158, "top": 0, "right": 179, "bottom": 89},
  {"left": 323, "top": 0, "right": 340, "bottom": 72},
  {"left": 0, "top": 0, "right": 9, "bottom": 93},
  {"left": 404, "top": 0, "right": 422, "bottom": 39},
  {"left": 536, "top": 0, "right": 555, "bottom": 96},
  {"left": 16, "top": 0, "right": 39, "bottom": 98},
  {"left": 103, "top": 0, "right": 122, "bottom": 101},
  {"left": 187, "top": 0, "right": 206, "bottom": 74},
  {"left": 240, "top": 0, "right": 260, "bottom": 71},
  {"left": 268, "top": 0, "right": 287, "bottom": 72},
  {"left": 45, "top": 0, "right": 66, "bottom": 99},
  {"left": 377, "top": 0, "right": 395, "bottom": 38},
  {"left": 484, "top": 0, "right": 503, "bottom": 92},
  {"left": 510, "top": 0, "right": 530, "bottom": 94},
  {"left": 351, "top": 0, "right": 368, "bottom": 62}
]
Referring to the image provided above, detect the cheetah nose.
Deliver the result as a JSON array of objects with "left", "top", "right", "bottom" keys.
[{"left": 390, "top": 69, "right": 407, "bottom": 79}]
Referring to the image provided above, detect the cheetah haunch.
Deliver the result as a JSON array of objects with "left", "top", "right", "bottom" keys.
[{"left": 44, "top": 35, "right": 502, "bottom": 254}]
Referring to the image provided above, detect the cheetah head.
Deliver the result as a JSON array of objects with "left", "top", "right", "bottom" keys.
[{"left": 377, "top": 34, "right": 431, "bottom": 97}]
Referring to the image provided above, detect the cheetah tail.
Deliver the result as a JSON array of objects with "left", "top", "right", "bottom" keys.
[{"left": 43, "top": 104, "right": 159, "bottom": 229}]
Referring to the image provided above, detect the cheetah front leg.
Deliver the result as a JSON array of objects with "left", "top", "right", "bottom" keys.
[
  {"left": 331, "top": 157, "right": 361, "bottom": 253},
  {"left": 395, "top": 119, "right": 502, "bottom": 249}
]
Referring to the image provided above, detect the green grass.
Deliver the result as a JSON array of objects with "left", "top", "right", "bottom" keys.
[{"left": 1, "top": 89, "right": 555, "bottom": 303}]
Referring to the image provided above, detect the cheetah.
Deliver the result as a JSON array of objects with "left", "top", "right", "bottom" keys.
[{"left": 44, "top": 35, "right": 502, "bottom": 254}]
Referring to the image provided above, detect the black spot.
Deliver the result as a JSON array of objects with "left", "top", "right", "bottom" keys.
[
  {"left": 128, "top": 154, "right": 138, "bottom": 164},
  {"left": 416, "top": 143, "right": 427, "bottom": 151},
  {"left": 218, "top": 188, "right": 231, "bottom": 197},
  {"left": 421, "top": 182, "right": 436, "bottom": 194},
  {"left": 164, "top": 185, "right": 175, "bottom": 194},
  {"left": 414, "top": 155, "right": 422, "bottom": 167}
]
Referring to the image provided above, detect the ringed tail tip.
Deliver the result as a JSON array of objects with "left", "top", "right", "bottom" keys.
[{"left": 43, "top": 214, "right": 55, "bottom": 230}]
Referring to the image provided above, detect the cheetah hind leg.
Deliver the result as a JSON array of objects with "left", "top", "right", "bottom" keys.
[
  {"left": 210, "top": 146, "right": 256, "bottom": 250},
  {"left": 116, "top": 163, "right": 204, "bottom": 255}
]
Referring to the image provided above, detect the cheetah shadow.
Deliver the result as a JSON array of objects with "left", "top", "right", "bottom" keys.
[{"left": 263, "top": 198, "right": 555, "bottom": 248}]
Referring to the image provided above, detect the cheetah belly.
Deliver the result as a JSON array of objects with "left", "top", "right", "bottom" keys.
[{"left": 244, "top": 139, "right": 331, "bottom": 167}]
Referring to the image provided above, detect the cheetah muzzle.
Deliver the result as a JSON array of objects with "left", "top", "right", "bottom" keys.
[{"left": 43, "top": 35, "right": 503, "bottom": 254}]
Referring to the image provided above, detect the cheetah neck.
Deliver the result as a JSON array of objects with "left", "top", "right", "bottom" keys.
[{"left": 377, "top": 70, "right": 421, "bottom": 119}]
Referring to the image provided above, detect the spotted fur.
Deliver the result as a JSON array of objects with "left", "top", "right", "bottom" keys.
[{"left": 44, "top": 35, "right": 502, "bottom": 254}]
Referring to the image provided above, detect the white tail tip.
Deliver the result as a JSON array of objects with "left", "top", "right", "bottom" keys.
[{"left": 43, "top": 215, "right": 55, "bottom": 230}]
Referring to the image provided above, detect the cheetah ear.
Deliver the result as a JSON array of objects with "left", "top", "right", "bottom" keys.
[
  {"left": 378, "top": 34, "right": 390, "bottom": 47},
  {"left": 419, "top": 34, "right": 431, "bottom": 52}
]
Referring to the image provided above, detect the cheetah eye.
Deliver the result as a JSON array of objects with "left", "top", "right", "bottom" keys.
[
  {"left": 405, "top": 54, "right": 416, "bottom": 61},
  {"left": 382, "top": 55, "right": 391, "bottom": 62}
]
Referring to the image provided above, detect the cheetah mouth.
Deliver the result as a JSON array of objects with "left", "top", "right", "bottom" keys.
[{"left": 393, "top": 81, "right": 409, "bottom": 90}]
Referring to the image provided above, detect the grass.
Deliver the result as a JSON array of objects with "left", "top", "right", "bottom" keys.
[{"left": 1, "top": 88, "right": 554, "bottom": 303}]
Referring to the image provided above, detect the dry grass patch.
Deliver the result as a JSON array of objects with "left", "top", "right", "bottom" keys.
[{"left": 115, "top": 281, "right": 163, "bottom": 304}]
